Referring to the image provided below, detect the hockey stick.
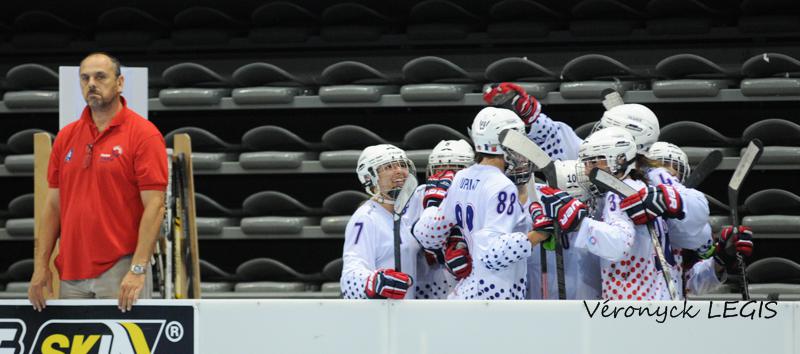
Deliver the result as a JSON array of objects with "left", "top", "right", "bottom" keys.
[
  {"left": 499, "top": 129, "right": 566, "bottom": 300},
  {"left": 390, "top": 174, "right": 419, "bottom": 272},
  {"left": 589, "top": 167, "right": 680, "bottom": 300},
  {"left": 684, "top": 150, "right": 724, "bottom": 189},
  {"left": 526, "top": 182, "right": 548, "bottom": 299},
  {"left": 727, "top": 139, "right": 763, "bottom": 300}
]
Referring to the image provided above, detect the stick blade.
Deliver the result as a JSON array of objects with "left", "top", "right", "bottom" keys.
[
  {"left": 588, "top": 167, "right": 637, "bottom": 197},
  {"left": 393, "top": 174, "right": 419, "bottom": 215},
  {"left": 729, "top": 139, "right": 764, "bottom": 191},
  {"left": 684, "top": 149, "right": 723, "bottom": 188}
]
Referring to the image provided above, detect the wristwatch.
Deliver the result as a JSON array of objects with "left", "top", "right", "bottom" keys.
[{"left": 130, "top": 263, "right": 146, "bottom": 275}]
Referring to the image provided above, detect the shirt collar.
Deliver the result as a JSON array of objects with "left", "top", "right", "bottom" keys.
[{"left": 80, "top": 96, "right": 129, "bottom": 131}]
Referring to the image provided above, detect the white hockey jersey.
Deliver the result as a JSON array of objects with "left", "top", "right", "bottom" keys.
[
  {"left": 340, "top": 199, "right": 421, "bottom": 299},
  {"left": 413, "top": 164, "right": 532, "bottom": 299},
  {"left": 406, "top": 185, "right": 457, "bottom": 299}
]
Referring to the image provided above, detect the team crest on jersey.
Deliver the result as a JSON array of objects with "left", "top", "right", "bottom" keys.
[{"left": 65, "top": 148, "right": 73, "bottom": 162}]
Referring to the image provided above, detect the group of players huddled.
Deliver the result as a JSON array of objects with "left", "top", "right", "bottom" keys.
[{"left": 340, "top": 83, "right": 754, "bottom": 301}]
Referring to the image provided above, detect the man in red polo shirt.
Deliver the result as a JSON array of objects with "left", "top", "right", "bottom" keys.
[{"left": 28, "top": 52, "right": 168, "bottom": 312}]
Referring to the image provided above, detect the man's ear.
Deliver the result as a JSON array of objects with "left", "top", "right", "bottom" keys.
[{"left": 117, "top": 74, "right": 125, "bottom": 93}]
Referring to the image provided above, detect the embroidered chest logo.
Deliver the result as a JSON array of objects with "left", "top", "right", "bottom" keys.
[
  {"left": 65, "top": 148, "right": 74, "bottom": 162},
  {"left": 100, "top": 145, "right": 124, "bottom": 162}
]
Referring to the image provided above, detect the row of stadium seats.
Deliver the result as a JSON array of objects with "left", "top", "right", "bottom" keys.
[
  {"left": 2, "top": 188, "right": 797, "bottom": 240},
  {"left": 3, "top": 256, "right": 800, "bottom": 300},
  {"left": 1, "top": 119, "right": 797, "bottom": 174},
  {"left": 0, "top": 257, "right": 344, "bottom": 299},
  {"left": 1, "top": 0, "right": 797, "bottom": 50},
  {"left": 3, "top": 53, "right": 800, "bottom": 109}
]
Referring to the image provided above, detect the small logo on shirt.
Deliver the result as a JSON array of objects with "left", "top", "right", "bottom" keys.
[
  {"left": 112, "top": 145, "right": 123, "bottom": 157},
  {"left": 65, "top": 148, "right": 73, "bottom": 162}
]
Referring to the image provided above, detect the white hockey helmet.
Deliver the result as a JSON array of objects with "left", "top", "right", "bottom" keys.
[
  {"left": 356, "top": 144, "right": 416, "bottom": 202},
  {"left": 579, "top": 126, "right": 637, "bottom": 179},
  {"left": 646, "top": 141, "right": 691, "bottom": 183},
  {"left": 553, "top": 159, "right": 589, "bottom": 201},
  {"left": 593, "top": 103, "right": 660, "bottom": 154},
  {"left": 427, "top": 139, "right": 474, "bottom": 177},
  {"left": 469, "top": 107, "right": 524, "bottom": 155}
]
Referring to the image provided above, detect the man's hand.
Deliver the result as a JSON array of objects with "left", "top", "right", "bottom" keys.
[
  {"left": 28, "top": 268, "right": 52, "bottom": 312},
  {"left": 482, "top": 83, "right": 542, "bottom": 126},
  {"left": 118, "top": 272, "right": 145, "bottom": 312}
]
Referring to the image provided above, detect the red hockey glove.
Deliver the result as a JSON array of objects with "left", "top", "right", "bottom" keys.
[
  {"left": 482, "top": 82, "right": 542, "bottom": 126},
  {"left": 365, "top": 269, "right": 413, "bottom": 299}
]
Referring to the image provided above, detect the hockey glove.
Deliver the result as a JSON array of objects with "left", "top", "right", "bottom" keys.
[
  {"left": 539, "top": 186, "right": 588, "bottom": 233},
  {"left": 423, "top": 170, "right": 455, "bottom": 208},
  {"left": 482, "top": 82, "right": 542, "bottom": 126},
  {"left": 444, "top": 229, "right": 472, "bottom": 279},
  {"left": 620, "top": 185, "right": 685, "bottom": 225},
  {"left": 713, "top": 226, "right": 754, "bottom": 270},
  {"left": 365, "top": 269, "right": 413, "bottom": 299},
  {"left": 529, "top": 201, "right": 556, "bottom": 251},
  {"left": 423, "top": 247, "right": 446, "bottom": 266}
]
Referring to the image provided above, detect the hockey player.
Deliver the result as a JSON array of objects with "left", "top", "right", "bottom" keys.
[
  {"left": 525, "top": 160, "right": 602, "bottom": 300},
  {"left": 406, "top": 139, "right": 475, "bottom": 299},
  {"left": 685, "top": 225, "right": 754, "bottom": 295},
  {"left": 340, "top": 144, "right": 419, "bottom": 299},
  {"left": 484, "top": 83, "right": 710, "bottom": 297},
  {"left": 536, "top": 127, "right": 682, "bottom": 300},
  {"left": 412, "top": 107, "right": 549, "bottom": 300}
]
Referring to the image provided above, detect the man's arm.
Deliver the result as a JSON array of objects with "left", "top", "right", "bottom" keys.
[
  {"left": 29, "top": 188, "right": 61, "bottom": 311},
  {"left": 118, "top": 190, "right": 165, "bottom": 312}
]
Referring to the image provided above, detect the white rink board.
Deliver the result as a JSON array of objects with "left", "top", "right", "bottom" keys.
[{"left": 1, "top": 299, "right": 797, "bottom": 354}]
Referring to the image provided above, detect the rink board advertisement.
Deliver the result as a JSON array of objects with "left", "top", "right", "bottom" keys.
[{"left": 0, "top": 300, "right": 195, "bottom": 354}]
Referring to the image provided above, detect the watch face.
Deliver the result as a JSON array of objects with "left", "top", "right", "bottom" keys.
[{"left": 131, "top": 264, "right": 145, "bottom": 274}]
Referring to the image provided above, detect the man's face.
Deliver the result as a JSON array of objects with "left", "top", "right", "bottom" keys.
[
  {"left": 79, "top": 55, "right": 123, "bottom": 110},
  {"left": 582, "top": 157, "right": 610, "bottom": 176}
]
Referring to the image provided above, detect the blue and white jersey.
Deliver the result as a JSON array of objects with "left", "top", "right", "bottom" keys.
[
  {"left": 340, "top": 199, "right": 421, "bottom": 299},
  {"left": 407, "top": 185, "right": 457, "bottom": 299},
  {"left": 685, "top": 258, "right": 725, "bottom": 295},
  {"left": 527, "top": 113, "right": 583, "bottom": 161},
  {"left": 413, "top": 164, "right": 531, "bottom": 300},
  {"left": 525, "top": 184, "right": 602, "bottom": 300}
]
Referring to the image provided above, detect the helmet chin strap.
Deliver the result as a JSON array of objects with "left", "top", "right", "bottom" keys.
[{"left": 374, "top": 188, "right": 401, "bottom": 205}]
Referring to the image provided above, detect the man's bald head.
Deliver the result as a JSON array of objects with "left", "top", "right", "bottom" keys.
[{"left": 80, "top": 52, "right": 121, "bottom": 77}]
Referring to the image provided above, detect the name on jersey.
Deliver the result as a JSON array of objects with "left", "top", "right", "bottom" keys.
[{"left": 459, "top": 178, "right": 480, "bottom": 191}]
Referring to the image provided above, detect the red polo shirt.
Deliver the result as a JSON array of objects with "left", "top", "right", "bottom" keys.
[{"left": 47, "top": 97, "right": 168, "bottom": 280}]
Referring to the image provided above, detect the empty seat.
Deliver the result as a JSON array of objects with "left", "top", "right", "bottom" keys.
[
  {"left": 321, "top": 191, "right": 369, "bottom": 233},
  {"left": 708, "top": 215, "right": 732, "bottom": 234},
  {"left": 249, "top": 2, "right": 318, "bottom": 43},
  {"left": 559, "top": 54, "right": 649, "bottom": 99},
  {"left": 11, "top": 11, "right": 79, "bottom": 49},
  {"left": 659, "top": 121, "right": 740, "bottom": 163},
  {"left": 234, "top": 258, "right": 308, "bottom": 292},
  {"left": 653, "top": 54, "right": 738, "bottom": 97},
  {"left": 320, "top": 258, "right": 343, "bottom": 296},
  {"left": 740, "top": 53, "right": 800, "bottom": 96},
  {"left": 401, "top": 57, "right": 482, "bottom": 101},
  {"left": 321, "top": 3, "right": 392, "bottom": 42},
  {"left": 5, "top": 194, "right": 34, "bottom": 237},
  {"left": 171, "top": 7, "right": 244, "bottom": 45},
  {"left": 741, "top": 119, "right": 800, "bottom": 164},
  {"left": 570, "top": 0, "right": 645, "bottom": 37},
  {"left": 165, "top": 127, "right": 239, "bottom": 170},
  {"left": 159, "top": 63, "right": 231, "bottom": 106},
  {"left": 318, "top": 61, "right": 400, "bottom": 103},
  {"left": 407, "top": 0, "right": 481, "bottom": 40},
  {"left": 95, "top": 7, "right": 169, "bottom": 46},
  {"left": 231, "top": 63, "right": 314, "bottom": 104},
  {"left": 239, "top": 126, "right": 320, "bottom": 169},
  {"left": 742, "top": 189, "right": 800, "bottom": 238},
  {"left": 241, "top": 191, "right": 321, "bottom": 235},
  {"left": 320, "top": 125, "right": 393, "bottom": 168},
  {"left": 488, "top": 0, "right": 564, "bottom": 39},
  {"left": 199, "top": 259, "right": 236, "bottom": 292},
  {"left": 403, "top": 124, "right": 469, "bottom": 150},
  {"left": 747, "top": 257, "right": 800, "bottom": 284},
  {"left": 3, "top": 64, "right": 59, "bottom": 109},
  {"left": 3, "top": 129, "right": 54, "bottom": 172},
  {"left": 484, "top": 57, "right": 560, "bottom": 98}
]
